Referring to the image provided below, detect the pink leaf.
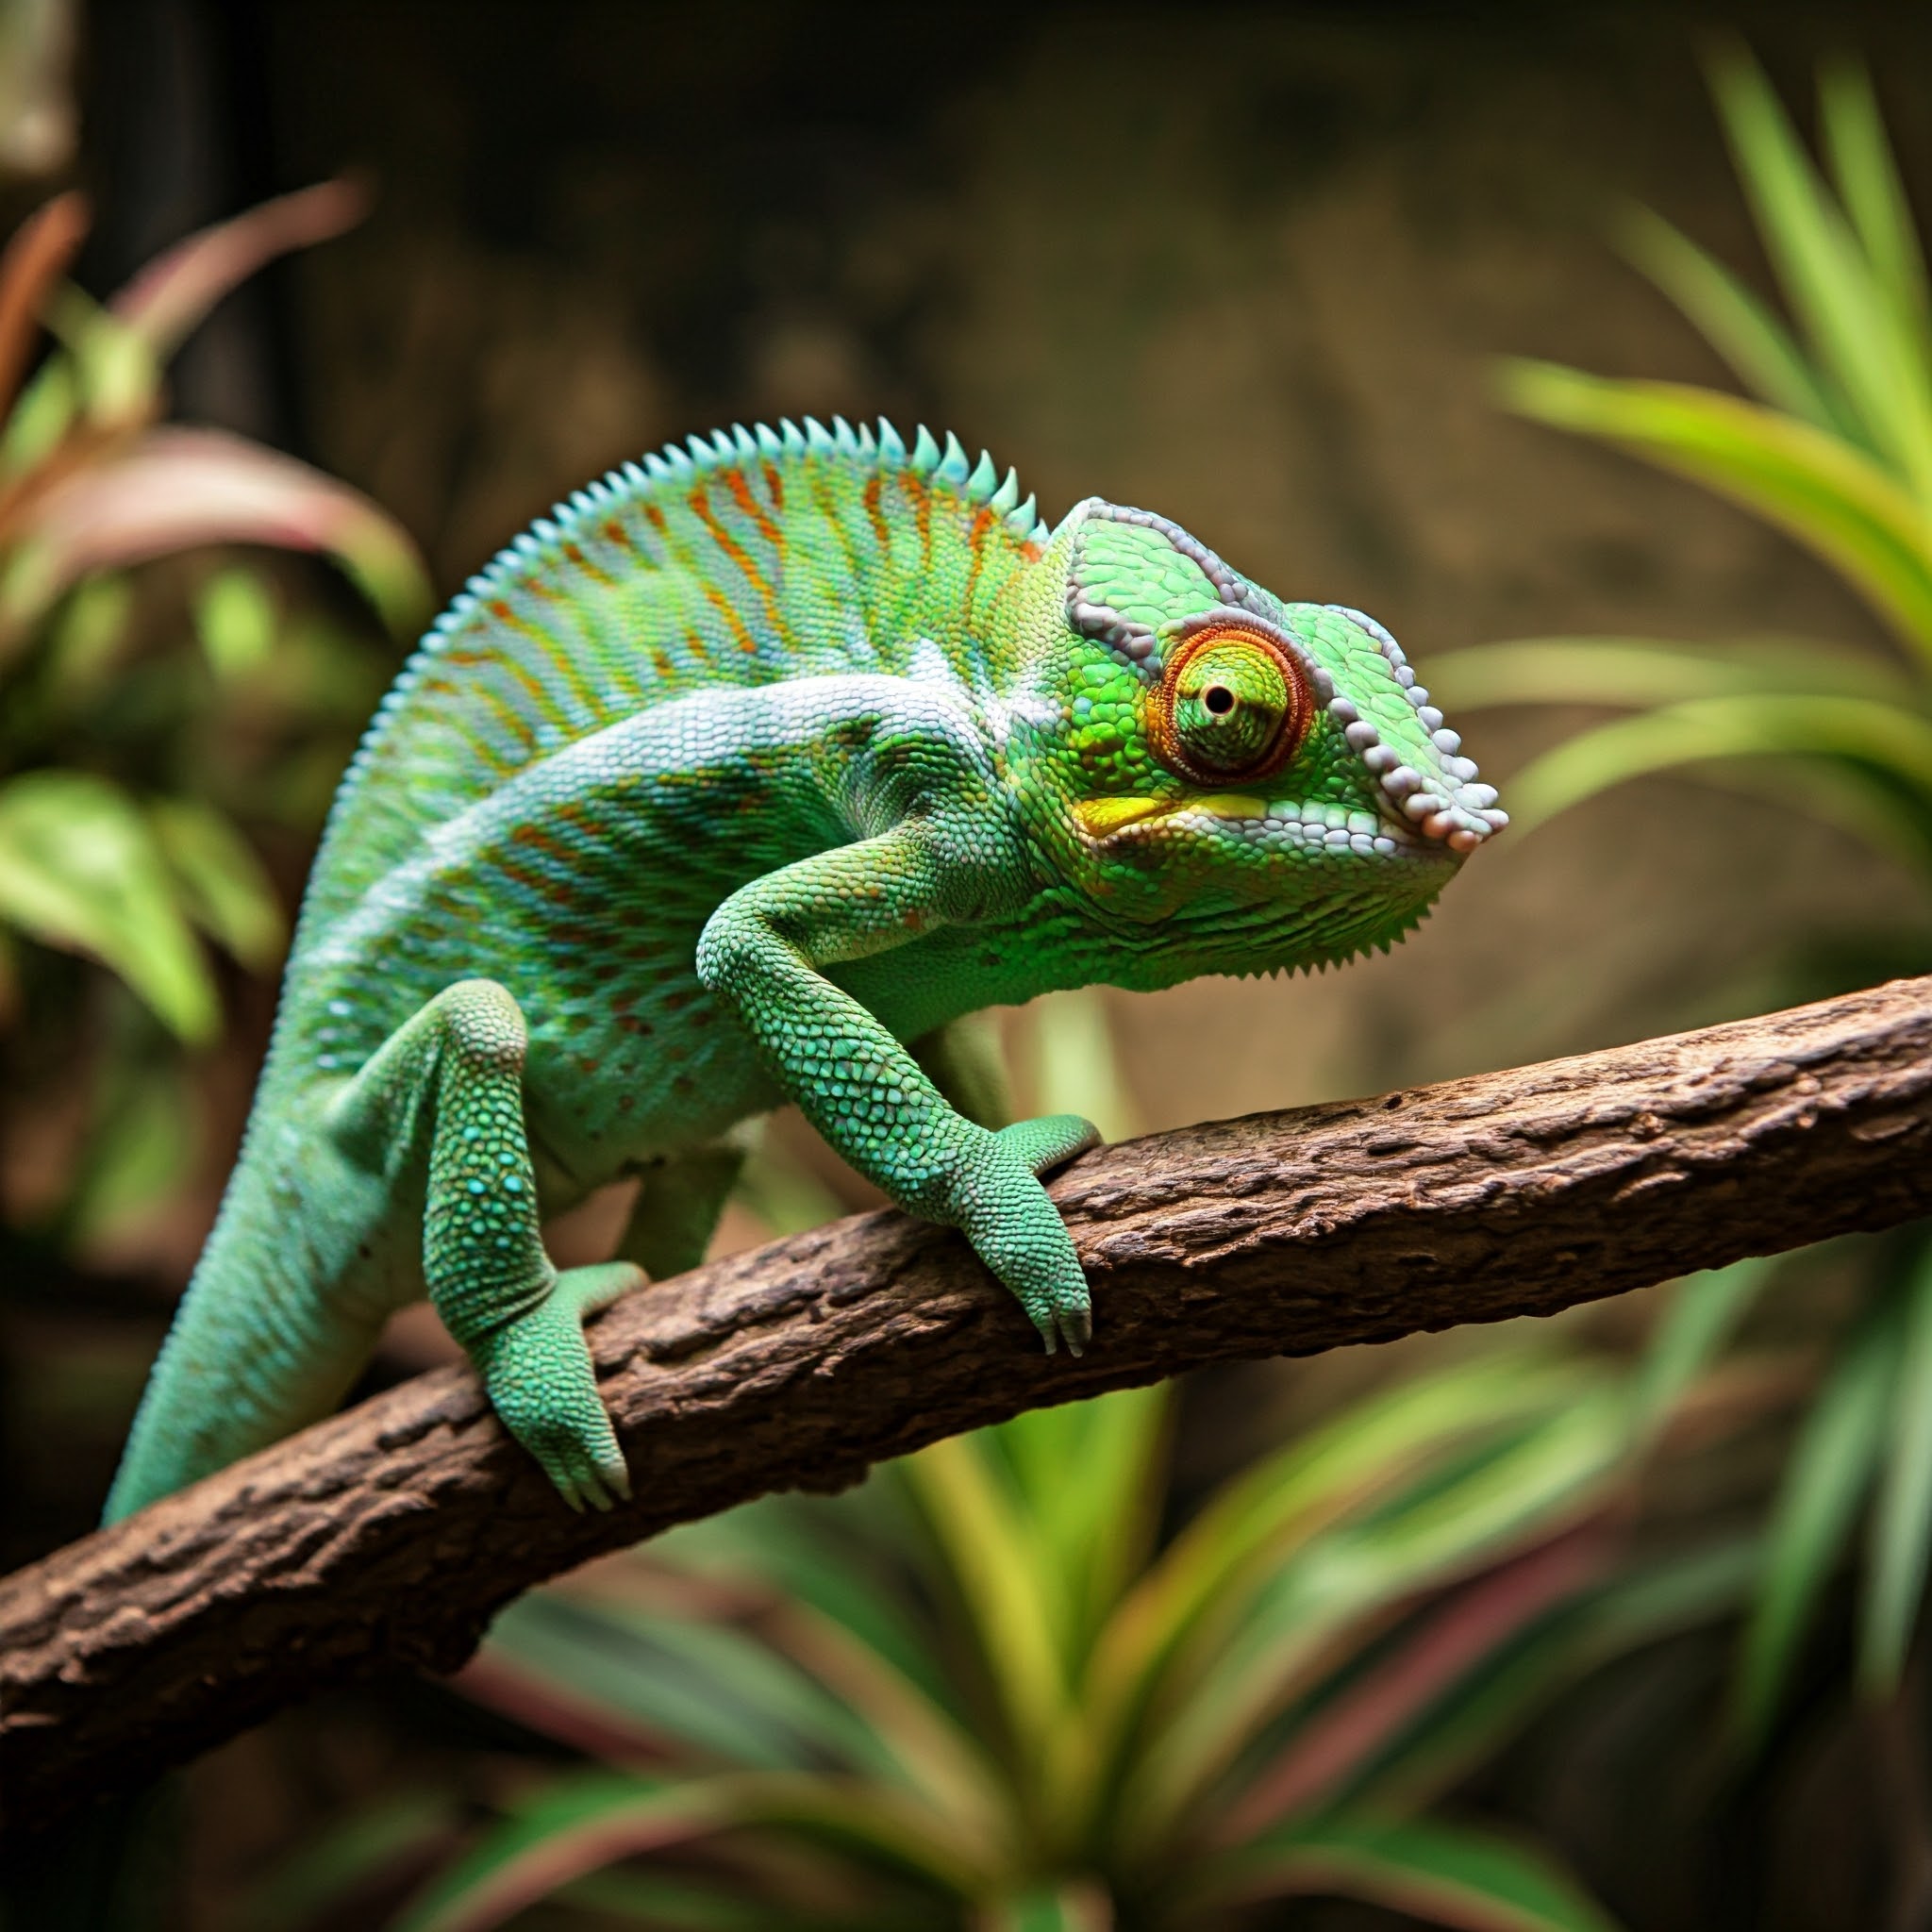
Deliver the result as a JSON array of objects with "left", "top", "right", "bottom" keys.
[
  {"left": 1221, "top": 1524, "right": 1608, "bottom": 1843},
  {"left": 109, "top": 177, "right": 370, "bottom": 358},
  {"left": 6, "top": 424, "right": 429, "bottom": 633}
]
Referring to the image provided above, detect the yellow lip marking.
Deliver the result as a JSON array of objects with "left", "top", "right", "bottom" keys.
[
  {"left": 1075, "top": 792, "right": 1270, "bottom": 840},
  {"left": 1075, "top": 795, "right": 1165, "bottom": 837}
]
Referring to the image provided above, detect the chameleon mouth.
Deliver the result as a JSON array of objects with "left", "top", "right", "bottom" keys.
[{"left": 1072, "top": 789, "right": 1458, "bottom": 862}]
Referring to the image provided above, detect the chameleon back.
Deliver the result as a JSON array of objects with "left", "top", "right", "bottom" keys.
[{"left": 296, "top": 418, "right": 1052, "bottom": 950}]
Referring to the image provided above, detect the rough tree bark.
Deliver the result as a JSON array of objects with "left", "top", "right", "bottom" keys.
[{"left": 6, "top": 976, "right": 1932, "bottom": 1832}]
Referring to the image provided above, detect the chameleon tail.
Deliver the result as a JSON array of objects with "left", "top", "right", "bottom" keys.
[{"left": 102, "top": 1150, "right": 391, "bottom": 1524}]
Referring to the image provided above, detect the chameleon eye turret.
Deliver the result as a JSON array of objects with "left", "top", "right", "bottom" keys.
[{"left": 1151, "top": 622, "right": 1311, "bottom": 786}]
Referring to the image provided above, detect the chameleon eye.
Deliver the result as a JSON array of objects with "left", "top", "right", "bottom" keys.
[{"left": 1151, "top": 625, "right": 1311, "bottom": 785}]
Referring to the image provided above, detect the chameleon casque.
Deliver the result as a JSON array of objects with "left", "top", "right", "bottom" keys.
[{"left": 105, "top": 417, "right": 1505, "bottom": 1523}]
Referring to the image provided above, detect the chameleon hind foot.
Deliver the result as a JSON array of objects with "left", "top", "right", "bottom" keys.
[{"left": 470, "top": 1260, "right": 642, "bottom": 1511}]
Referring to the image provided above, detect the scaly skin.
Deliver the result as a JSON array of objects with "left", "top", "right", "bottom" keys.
[{"left": 105, "top": 418, "right": 1504, "bottom": 1522}]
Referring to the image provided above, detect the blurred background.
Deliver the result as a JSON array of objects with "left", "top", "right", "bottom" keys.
[{"left": 6, "top": 2, "right": 1932, "bottom": 1927}]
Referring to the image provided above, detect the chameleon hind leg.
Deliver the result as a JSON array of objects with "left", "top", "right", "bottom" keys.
[
  {"left": 616, "top": 1130, "right": 753, "bottom": 1280},
  {"left": 325, "top": 977, "right": 641, "bottom": 1510}
]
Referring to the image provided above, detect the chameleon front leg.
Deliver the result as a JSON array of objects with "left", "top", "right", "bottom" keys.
[
  {"left": 696, "top": 824, "right": 1100, "bottom": 1353},
  {"left": 325, "top": 977, "right": 641, "bottom": 1510}
]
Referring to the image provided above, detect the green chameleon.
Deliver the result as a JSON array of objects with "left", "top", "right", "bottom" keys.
[{"left": 105, "top": 418, "right": 1503, "bottom": 1523}]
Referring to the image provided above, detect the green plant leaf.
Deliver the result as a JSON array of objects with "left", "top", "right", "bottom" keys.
[
  {"left": 1352, "top": 1539, "right": 1760, "bottom": 1821},
  {"left": 1423, "top": 637, "right": 1913, "bottom": 713},
  {"left": 1818, "top": 60, "right": 1931, "bottom": 346},
  {"left": 478, "top": 1591, "right": 884, "bottom": 1776},
  {"left": 1219, "top": 1527, "right": 1605, "bottom": 1843},
  {"left": 43, "top": 284, "right": 158, "bottom": 430},
  {"left": 0, "top": 770, "right": 217, "bottom": 1040},
  {"left": 996, "top": 1384, "right": 1169, "bottom": 1663},
  {"left": 1628, "top": 1259, "right": 1774, "bottom": 1451},
  {"left": 1202, "top": 1814, "right": 1624, "bottom": 1932},
  {"left": 0, "top": 349, "right": 74, "bottom": 479},
  {"left": 148, "top": 797, "right": 285, "bottom": 971},
  {"left": 1500, "top": 694, "right": 1932, "bottom": 832},
  {"left": 66, "top": 1060, "right": 199, "bottom": 1241},
  {"left": 1735, "top": 1307, "right": 1899, "bottom": 1747},
  {"left": 1859, "top": 1241, "right": 1932, "bottom": 1694},
  {"left": 1133, "top": 1385, "right": 1630, "bottom": 1840},
  {"left": 1617, "top": 203, "right": 1850, "bottom": 432},
  {"left": 1708, "top": 49, "right": 1932, "bottom": 497},
  {"left": 903, "top": 1430, "right": 1072, "bottom": 1773},
  {"left": 391, "top": 1771, "right": 980, "bottom": 1932},
  {"left": 38, "top": 572, "right": 134, "bottom": 702},
  {"left": 1095, "top": 1353, "right": 1598, "bottom": 1745},
  {"left": 1690, "top": 759, "right": 1932, "bottom": 878},
  {"left": 1501, "top": 360, "right": 1932, "bottom": 660}
]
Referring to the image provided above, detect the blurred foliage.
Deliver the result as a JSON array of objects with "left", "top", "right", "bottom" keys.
[
  {"left": 249, "top": 1265, "right": 1782, "bottom": 1932},
  {"left": 1430, "top": 51, "right": 1932, "bottom": 1746},
  {"left": 0, "top": 181, "right": 427, "bottom": 1245}
]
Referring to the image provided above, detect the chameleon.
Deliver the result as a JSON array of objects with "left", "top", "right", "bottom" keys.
[{"left": 104, "top": 416, "right": 1505, "bottom": 1523}]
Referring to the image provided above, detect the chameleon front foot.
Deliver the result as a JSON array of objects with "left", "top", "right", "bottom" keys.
[
  {"left": 956, "top": 1113, "right": 1101, "bottom": 1358},
  {"left": 472, "top": 1261, "right": 642, "bottom": 1511}
]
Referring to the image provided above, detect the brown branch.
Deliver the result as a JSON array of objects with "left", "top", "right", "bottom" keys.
[{"left": 7, "top": 976, "right": 1932, "bottom": 1832}]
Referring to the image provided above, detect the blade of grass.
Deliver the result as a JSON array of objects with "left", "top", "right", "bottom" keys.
[
  {"left": 1858, "top": 1241, "right": 1932, "bottom": 1694},
  {"left": 1628, "top": 1259, "right": 1774, "bottom": 1452},
  {"left": 1734, "top": 1307, "right": 1900, "bottom": 1748}
]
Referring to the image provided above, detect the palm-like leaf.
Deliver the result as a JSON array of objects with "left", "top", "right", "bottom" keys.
[
  {"left": 415, "top": 1296, "right": 1787, "bottom": 1932},
  {"left": 1453, "top": 52, "right": 1932, "bottom": 1748},
  {"left": 1201, "top": 1816, "right": 1622, "bottom": 1932}
]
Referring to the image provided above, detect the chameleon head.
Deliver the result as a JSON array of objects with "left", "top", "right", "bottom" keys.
[{"left": 1009, "top": 499, "right": 1506, "bottom": 979}]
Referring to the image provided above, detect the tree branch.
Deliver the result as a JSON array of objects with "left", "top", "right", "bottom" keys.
[{"left": 7, "top": 977, "right": 1932, "bottom": 1832}]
